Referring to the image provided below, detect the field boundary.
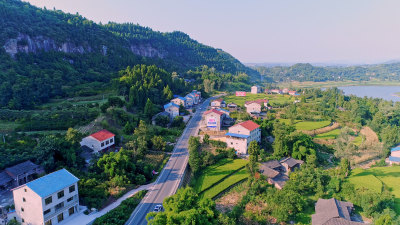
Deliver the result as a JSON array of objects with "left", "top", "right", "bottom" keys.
[
  {"left": 211, "top": 177, "right": 248, "bottom": 200},
  {"left": 198, "top": 165, "right": 246, "bottom": 195}
]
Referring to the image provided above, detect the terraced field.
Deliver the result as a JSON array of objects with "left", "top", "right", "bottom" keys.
[
  {"left": 314, "top": 129, "right": 341, "bottom": 140},
  {"left": 193, "top": 159, "right": 248, "bottom": 193},
  {"left": 279, "top": 119, "right": 331, "bottom": 131},
  {"left": 201, "top": 168, "right": 248, "bottom": 199}
]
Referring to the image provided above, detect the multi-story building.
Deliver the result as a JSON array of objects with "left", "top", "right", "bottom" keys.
[
  {"left": 163, "top": 102, "right": 180, "bottom": 119},
  {"left": 80, "top": 129, "right": 115, "bottom": 153},
  {"left": 203, "top": 109, "right": 225, "bottom": 131},
  {"left": 12, "top": 169, "right": 79, "bottom": 225},
  {"left": 184, "top": 95, "right": 194, "bottom": 107},
  {"left": 244, "top": 99, "right": 268, "bottom": 114},
  {"left": 251, "top": 85, "right": 261, "bottom": 94},
  {"left": 225, "top": 120, "right": 261, "bottom": 155},
  {"left": 210, "top": 99, "right": 225, "bottom": 109}
]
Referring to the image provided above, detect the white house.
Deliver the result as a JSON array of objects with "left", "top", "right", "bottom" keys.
[
  {"left": 184, "top": 94, "right": 194, "bottom": 107},
  {"left": 251, "top": 85, "right": 261, "bottom": 94},
  {"left": 244, "top": 99, "right": 268, "bottom": 114},
  {"left": 80, "top": 129, "right": 115, "bottom": 153},
  {"left": 210, "top": 99, "right": 225, "bottom": 109},
  {"left": 171, "top": 97, "right": 187, "bottom": 108},
  {"left": 12, "top": 169, "right": 79, "bottom": 225},
  {"left": 203, "top": 109, "right": 225, "bottom": 131},
  {"left": 225, "top": 120, "right": 261, "bottom": 155},
  {"left": 164, "top": 102, "right": 180, "bottom": 119}
]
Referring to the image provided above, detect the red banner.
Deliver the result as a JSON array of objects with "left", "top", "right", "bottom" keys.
[{"left": 236, "top": 91, "right": 246, "bottom": 97}]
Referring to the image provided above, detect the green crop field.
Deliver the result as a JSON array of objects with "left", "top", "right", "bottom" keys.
[
  {"left": 315, "top": 129, "right": 341, "bottom": 139},
  {"left": 279, "top": 119, "right": 331, "bottom": 131},
  {"left": 0, "top": 120, "right": 20, "bottom": 132},
  {"left": 352, "top": 135, "right": 364, "bottom": 146},
  {"left": 193, "top": 159, "right": 248, "bottom": 193},
  {"left": 349, "top": 167, "right": 400, "bottom": 213},
  {"left": 224, "top": 93, "right": 293, "bottom": 106},
  {"left": 201, "top": 168, "right": 249, "bottom": 199}
]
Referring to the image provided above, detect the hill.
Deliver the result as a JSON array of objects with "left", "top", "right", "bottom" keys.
[{"left": 0, "top": 0, "right": 255, "bottom": 109}]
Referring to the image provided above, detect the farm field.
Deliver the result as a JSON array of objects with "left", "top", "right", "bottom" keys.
[
  {"left": 224, "top": 93, "right": 293, "bottom": 106},
  {"left": 201, "top": 168, "right": 249, "bottom": 199},
  {"left": 0, "top": 120, "right": 20, "bottom": 132},
  {"left": 193, "top": 158, "right": 248, "bottom": 193},
  {"left": 314, "top": 129, "right": 341, "bottom": 140},
  {"left": 349, "top": 167, "right": 400, "bottom": 213},
  {"left": 279, "top": 119, "right": 331, "bottom": 131}
]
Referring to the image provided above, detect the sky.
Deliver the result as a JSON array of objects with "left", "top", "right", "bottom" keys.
[{"left": 24, "top": 0, "right": 400, "bottom": 64}]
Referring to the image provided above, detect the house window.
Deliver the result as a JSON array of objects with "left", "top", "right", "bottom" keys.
[
  {"left": 110, "top": 139, "right": 113, "bottom": 143},
  {"left": 69, "top": 185, "right": 75, "bottom": 193},
  {"left": 101, "top": 142, "right": 105, "bottom": 147},
  {"left": 45, "top": 196, "right": 52, "bottom": 205},
  {"left": 57, "top": 213, "right": 64, "bottom": 222},
  {"left": 24, "top": 189, "right": 27, "bottom": 192},
  {"left": 22, "top": 219, "right": 24, "bottom": 223},
  {"left": 45, "top": 220, "right": 52, "bottom": 225},
  {"left": 67, "top": 197, "right": 73, "bottom": 202},
  {"left": 21, "top": 207, "right": 24, "bottom": 212},
  {"left": 106, "top": 140, "right": 109, "bottom": 145},
  {"left": 44, "top": 209, "right": 51, "bottom": 215},
  {"left": 22, "top": 197, "right": 26, "bottom": 202},
  {"left": 57, "top": 190, "right": 64, "bottom": 199},
  {"left": 69, "top": 207, "right": 75, "bottom": 215}
]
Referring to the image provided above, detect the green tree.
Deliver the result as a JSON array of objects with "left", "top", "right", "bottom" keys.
[
  {"left": 152, "top": 136, "right": 166, "bottom": 151},
  {"left": 144, "top": 98, "right": 155, "bottom": 119},
  {"left": 248, "top": 141, "right": 260, "bottom": 175},
  {"left": 188, "top": 136, "right": 201, "bottom": 174},
  {"left": 203, "top": 134, "right": 210, "bottom": 144}
]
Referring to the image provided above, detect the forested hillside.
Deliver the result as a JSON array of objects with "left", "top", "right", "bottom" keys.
[
  {"left": 255, "top": 63, "right": 400, "bottom": 82},
  {"left": 0, "top": 0, "right": 255, "bottom": 109}
]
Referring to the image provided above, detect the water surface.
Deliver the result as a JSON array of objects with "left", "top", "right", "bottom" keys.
[{"left": 338, "top": 86, "right": 400, "bottom": 102}]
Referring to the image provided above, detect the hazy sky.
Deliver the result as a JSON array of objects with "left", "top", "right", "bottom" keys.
[{"left": 25, "top": 0, "right": 400, "bottom": 64}]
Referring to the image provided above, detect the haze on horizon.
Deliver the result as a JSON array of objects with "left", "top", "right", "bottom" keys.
[{"left": 25, "top": 0, "right": 400, "bottom": 65}]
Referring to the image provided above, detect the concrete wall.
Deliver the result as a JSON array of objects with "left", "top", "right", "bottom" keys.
[
  {"left": 80, "top": 136, "right": 114, "bottom": 152},
  {"left": 226, "top": 136, "right": 248, "bottom": 155},
  {"left": 245, "top": 103, "right": 261, "bottom": 114},
  {"left": 205, "top": 112, "right": 222, "bottom": 131},
  {"left": 14, "top": 186, "right": 44, "bottom": 225},
  {"left": 392, "top": 151, "right": 400, "bottom": 157},
  {"left": 228, "top": 125, "right": 251, "bottom": 136}
]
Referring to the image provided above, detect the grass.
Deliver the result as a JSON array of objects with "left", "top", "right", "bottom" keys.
[
  {"left": 348, "top": 166, "right": 400, "bottom": 213},
  {"left": 201, "top": 168, "right": 249, "bottom": 199},
  {"left": 0, "top": 120, "right": 20, "bottom": 132},
  {"left": 223, "top": 93, "right": 293, "bottom": 106},
  {"left": 279, "top": 119, "right": 331, "bottom": 131},
  {"left": 315, "top": 129, "right": 341, "bottom": 140},
  {"left": 353, "top": 135, "right": 364, "bottom": 146},
  {"left": 193, "top": 159, "right": 248, "bottom": 193}
]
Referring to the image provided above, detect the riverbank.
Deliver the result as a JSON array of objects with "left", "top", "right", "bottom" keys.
[{"left": 278, "top": 80, "right": 400, "bottom": 88}]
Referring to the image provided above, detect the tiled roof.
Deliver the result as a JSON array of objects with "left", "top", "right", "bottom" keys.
[
  {"left": 204, "top": 109, "right": 224, "bottom": 116},
  {"left": 245, "top": 99, "right": 269, "bottom": 106},
  {"left": 280, "top": 157, "right": 303, "bottom": 168},
  {"left": 25, "top": 169, "right": 79, "bottom": 198},
  {"left": 217, "top": 108, "right": 230, "bottom": 113},
  {"left": 164, "top": 102, "right": 179, "bottom": 109},
  {"left": 90, "top": 129, "right": 115, "bottom": 142},
  {"left": 262, "top": 160, "right": 282, "bottom": 169},
  {"left": 259, "top": 165, "right": 280, "bottom": 178},
  {"left": 6, "top": 160, "right": 41, "bottom": 177},
  {"left": 234, "top": 120, "right": 260, "bottom": 131},
  {"left": 213, "top": 98, "right": 224, "bottom": 103},
  {"left": 225, "top": 132, "right": 249, "bottom": 139},
  {"left": 0, "top": 171, "right": 12, "bottom": 186},
  {"left": 311, "top": 198, "right": 361, "bottom": 225}
]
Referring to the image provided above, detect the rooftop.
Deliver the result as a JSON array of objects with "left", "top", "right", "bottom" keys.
[
  {"left": 280, "top": 157, "right": 304, "bottom": 168},
  {"left": 164, "top": 102, "right": 179, "bottom": 109},
  {"left": 225, "top": 132, "right": 250, "bottom": 139},
  {"left": 90, "top": 129, "right": 115, "bottom": 142},
  {"left": 262, "top": 160, "right": 282, "bottom": 169},
  {"left": 312, "top": 198, "right": 363, "bottom": 225},
  {"left": 389, "top": 156, "right": 400, "bottom": 162},
  {"left": 6, "top": 160, "right": 41, "bottom": 177},
  {"left": 212, "top": 98, "right": 224, "bottom": 103},
  {"left": 233, "top": 120, "right": 260, "bottom": 131},
  {"left": 259, "top": 165, "right": 280, "bottom": 178},
  {"left": 391, "top": 146, "right": 400, "bottom": 152},
  {"left": 24, "top": 169, "right": 79, "bottom": 198},
  {"left": 204, "top": 109, "right": 224, "bottom": 116}
]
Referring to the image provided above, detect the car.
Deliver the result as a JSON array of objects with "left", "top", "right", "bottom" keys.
[{"left": 153, "top": 204, "right": 163, "bottom": 212}]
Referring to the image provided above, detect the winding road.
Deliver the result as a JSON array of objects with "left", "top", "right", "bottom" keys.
[{"left": 125, "top": 97, "right": 213, "bottom": 225}]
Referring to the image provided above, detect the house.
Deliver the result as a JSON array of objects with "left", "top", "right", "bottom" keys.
[
  {"left": 163, "top": 102, "right": 180, "bottom": 119},
  {"left": 0, "top": 161, "right": 44, "bottom": 190},
  {"left": 271, "top": 89, "right": 282, "bottom": 94},
  {"left": 216, "top": 108, "right": 230, "bottom": 117},
  {"left": 388, "top": 145, "right": 400, "bottom": 165},
  {"left": 184, "top": 96, "right": 194, "bottom": 107},
  {"left": 190, "top": 91, "right": 201, "bottom": 104},
  {"left": 203, "top": 109, "right": 225, "bottom": 131},
  {"left": 312, "top": 198, "right": 364, "bottom": 225},
  {"left": 12, "top": 169, "right": 80, "bottom": 225},
  {"left": 289, "top": 90, "right": 300, "bottom": 96},
  {"left": 282, "top": 88, "right": 289, "bottom": 94},
  {"left": 244, "top": 99, "right": 268, "bottom": 114},
  {"left": 251, "top": 85, "right": 261, "bottom": 94},
  {"left": 210, "top": 99, "right": 226, "bottom": 109},
  {"left": 259, "top": 157, "right": 303, "bottom": 189},
  {"left": 171, "top": 97, "right": 187, "bottom": 108},
  {"left": 225, "top": 120, "right": 261, "bottom": 155},
  {"left": 80, "top": 129, "right": 115, "bottom": 153}
]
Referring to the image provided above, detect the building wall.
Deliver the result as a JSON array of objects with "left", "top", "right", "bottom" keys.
[
  {"left": 205, "top": 113, "right": 222, "bottom": 131},
  {"left": 171, "top": 99, "right": 186, "bottom": 107},
  {"left": 228, "top": 125, "right": 251, "bottom": 136},
  {"left": 80, "top": 136, "right": 115, "bottom": 152},
  {"left": 226, "top": 137, "right": 248, "bottom": 155},
  {"left": 42, "top": 183, "right": 79, "bottom": 225},
  {"left": 392, "top": 151, "right": 400, "bottom": 157},
  {"left": 13, "top": 187, "right": 44, "bottom": 225},
  {"left": 251, "top": 86, "right": 260, "bottom": 94},
  {"left": 210, "top": 101, "right": 221, "bottom": 108},
  {"left": 248, "top": 128, "right": 261, "bottom": 143},
  {"left": 245, "top": 103, "right": 261, "bottom": 114},
  {"left": 165, "top": 106, "right": 179, "bottom": 118}
]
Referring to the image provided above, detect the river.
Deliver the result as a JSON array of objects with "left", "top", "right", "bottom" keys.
[{"left": 338, "top": 86, "right": 400, "bottom": 102}]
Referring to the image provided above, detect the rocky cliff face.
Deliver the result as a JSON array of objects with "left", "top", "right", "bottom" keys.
[{"left": 3, "top": 33, "right": 166, "bottom": 59}]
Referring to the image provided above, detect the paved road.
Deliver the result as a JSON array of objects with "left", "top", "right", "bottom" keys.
[{"left": 125, "top": 97, "right": 213, "bottom": 225}]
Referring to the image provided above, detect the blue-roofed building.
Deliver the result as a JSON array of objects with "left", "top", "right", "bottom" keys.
[
  {"left": 164, "top": 102, "right": 180, "bottom": 119},
  {"left": 12, "top": 169, "right": 80, "bottom": 225},
  {"left": 171, "top": 97, "right": 187, "bottom": 108},
  {"left": 225, "top": 120, "right": 261, "bottom": 155}
]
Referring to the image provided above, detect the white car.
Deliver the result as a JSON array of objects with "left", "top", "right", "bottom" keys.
[{"left": 153, "top": 204, "right": 163, "bottom": 212}]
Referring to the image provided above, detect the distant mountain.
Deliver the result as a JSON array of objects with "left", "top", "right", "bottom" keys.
[
  {"left": 254, "top": 63, "right": 400, "bottom": 82},
  {"left": 0, "top": 0, "right": 257, "bottom": 109}
]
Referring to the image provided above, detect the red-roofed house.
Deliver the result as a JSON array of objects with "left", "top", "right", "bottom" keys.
[
  {"left": 244, "top": 99, "right": 269, "bottom": 114},
  {"left": 225, "top": 120, "right": 261, "bottom": 155},
  {"left": 210, "top": 99, "right": 226, "bottom": 109},
  {"left": 203, "top": 109, "right": 225, "bottom": 131},
  {"left": 80, "top": 129, "right": 115, "bottom": 153}
]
